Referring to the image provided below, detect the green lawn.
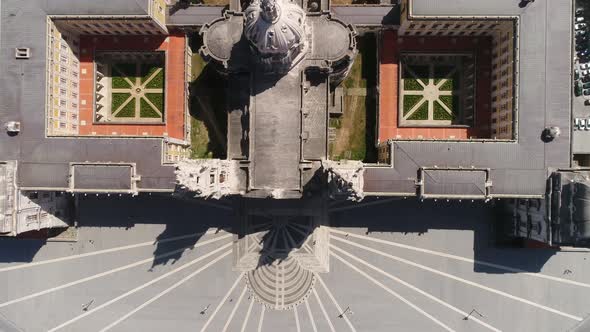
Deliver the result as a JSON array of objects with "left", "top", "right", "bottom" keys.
[
  {"left": 407, "top": 101, "right": 429, "bottom": 120},
  {"left": 188, "top": 46, "right": 228, "bottom": 159},
  {"left": 330, "top": 32, "right": 378, "bottom": 162}
]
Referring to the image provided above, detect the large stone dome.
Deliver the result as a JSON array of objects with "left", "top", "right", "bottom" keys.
[{"left": 244, "top": 0, "right": 307, "bottom": 72}]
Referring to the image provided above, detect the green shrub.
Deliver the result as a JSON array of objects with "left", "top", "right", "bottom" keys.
[
  {"left": 144, "top": 93, "right": 164, "bottom": 113},
  {"left": 141, "top": 65, "right": 160, "bottom": 83},
  {"left": 111, "top": 93, "right": 131, "bottom": 112},
  {"left": 407, "top": 65, "right": 429, "bottom": 80},
  {"left": 114, "top": 98, "right": 136, "bottom": 117},
  {"left": 407, "top": 101, "right": 429, "bottom": 120},
  {"left": 145, "top": 69, "right": 164, "bottom": 89},
  {"left": 403, "top": 95, "right": 423, "bottom": 115},
  {"left": 433, "top": 100, "right": 453, "bottom": 120},
  {"left": 140, "top": 98, "right": 161, "bottom": 118},
  {"left": 111, "top": 77, "right": 131, "bottom": 89},
  {"left": 404, "top": 78, "right": 423, "bottom": 91}
]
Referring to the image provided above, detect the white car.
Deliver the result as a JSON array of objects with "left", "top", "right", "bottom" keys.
[
  {"left": 576, "top": 23, "right": 588, "bottom": 30},
  {"left": 582, "top": 69, "right": 590, "bottom": 77},
  {"left": 581, "top": 63, "right": 590, "bottom": 70},
  {"left": 577, "top": 17, "right": 586, "bottom": 23}
]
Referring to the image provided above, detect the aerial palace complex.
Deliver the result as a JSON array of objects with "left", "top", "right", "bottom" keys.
[{"left": 1, "top": 0, "right": 588, "bottom": 248}]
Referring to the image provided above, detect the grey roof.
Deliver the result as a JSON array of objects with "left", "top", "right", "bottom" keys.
[
  {"left": 331, "top": 5, "right": 400, "bottom": 26},
  {"left": 0, "top": 0, "right": 175, "bottom": 192},
  {"left": 44, "top": 0, "right": 150, "bottom": 16},
  {"left": 364, "top": 0, "right": 573, "bottom": 197},
  {"left": 167, "top": 6, "right": 226, "bottom": 26}
]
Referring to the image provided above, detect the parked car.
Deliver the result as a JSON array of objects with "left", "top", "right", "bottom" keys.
[
  {"left": 576, "top": 69, "right": 581, "bottom": 79},
  {"left": 577, "top": 17, "right": 586, "bottom": 23},
  {"left": 576, "top": 29, "right": 588, "bottom": 37},
  {"left": 577, "top": 8, "right": 585, "bottom": 15},
  {"left": 581, "top": 63, "right": 590, "bottom": 70},
  {"left": 577, "top": 43, "right": 588, "bottom": 51},
  {"left": 576, "top": 23, "right": 588, "bottom": 30},
  {"left": 582, "top": 82, "right": 590, "bottom": 89},
  {"left": 578, "top": 35, "right": 590, "bottom": 43},
  {"left": 579, "top": 50, "right": 590, "bottom": 58},
  {"left": 581, "top": 76, "right": 590, "bottom": 83}
]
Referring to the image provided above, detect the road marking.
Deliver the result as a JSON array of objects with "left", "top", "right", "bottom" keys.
[
  {"left": 294, "top": 306, "right": 301, "bottom": 332},
  {"left": 315, "top": 275, "right": 356, "bottom": 332},
  {"left": 222, "top": 287, "right": 247, "bottom": 332},
  {"left": 48, "top": 242, "right": 233, "bottom": 332},
  {"left": 258, "top": 305, "right": 265, "bottom": 332},
  {"left": 99, "top": 250, "right": 231, "bottom": 332},
  {"left": 313, "top": 288, "right": 336, "bottom": 332},
  {"left": 331, "top": 245, "right": 501, "bottom": 332},
  {"left": 330, "top": 229, "right": 590, "bottom": 289},
  {"left": 0, "top": 230, "right": 223, "bottom": 273},
  {"left": 200, "top": 273, "right": 244, "bottom": 332},
  {"left": 332, "top": 251, "right": 456, "bottom": 332},
  {"left": 333, "top": 236, "right": 584, "bottom": 321},
  {"left": 305, "top": 299, "right": 319, "bottom": 332},
  {"left": 0, "top": 234, "right": 232, "bottom": 308},
  {"left": 241, "top": 298, "right": 255, "bottom": 332}
]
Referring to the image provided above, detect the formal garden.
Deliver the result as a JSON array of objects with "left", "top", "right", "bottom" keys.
[
  {"left": 95, "top": 52, "right": 165, "bottom": 123},
  {"left": 399, "top": 54, "right": 474, "bottom": 127}
]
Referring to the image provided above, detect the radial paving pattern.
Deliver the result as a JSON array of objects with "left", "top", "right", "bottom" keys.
[{"left": 0, "top": 196, "right": 589, "bottom": 331}]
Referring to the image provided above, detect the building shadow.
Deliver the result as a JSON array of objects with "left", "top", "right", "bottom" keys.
[
  {"left": 329, "top": 197, "right": 557, "bottom": 273},
  {"left": 75, "top": 194, "right": 234, "bottom": 270}
]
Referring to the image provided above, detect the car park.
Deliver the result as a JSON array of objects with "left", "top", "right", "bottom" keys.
[{"left": 576, "top": 23, "right": 588, "bottom": 30}]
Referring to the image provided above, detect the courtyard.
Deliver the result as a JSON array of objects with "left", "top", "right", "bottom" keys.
[
  {"left": 399, "top": 53, "right": 474, "bottom": 127},
  {"left": 95, "top": 52, "right": 165, "bottom": 123},
  {"left": 379, "top": 31, "right": 492, "bottom": 141}
]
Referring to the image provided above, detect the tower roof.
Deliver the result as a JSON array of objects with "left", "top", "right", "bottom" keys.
[{"left": 244, "top": 0, "right": 306, "bottom": 70}]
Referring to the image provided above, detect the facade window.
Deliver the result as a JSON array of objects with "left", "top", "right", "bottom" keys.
[
  {"left": 71, "top": 102, "right": 78, "bottom": 109},
  {"left": 71, "top": 113, "right": 78, "bottom": 120},
  {"left": 59, "top": 88, "right": 67, "bottom": 96},
  {"left": 60, "top": 99, "right": 67, "bottom": 107},
  {"left": 60, "top": 66, "right": 67, "bottom": 73},
  {"left": 60, "top": 54, "right": 68, "bottom": 63},
  {"left": 60, "top": 77, "right": 67, "bottom": 85},
  {"left": 59, "top": 122, "right": 66, "bottom": 129},
  {"left": 71, "top": 92, "right": 78, "bottom": 99}
]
